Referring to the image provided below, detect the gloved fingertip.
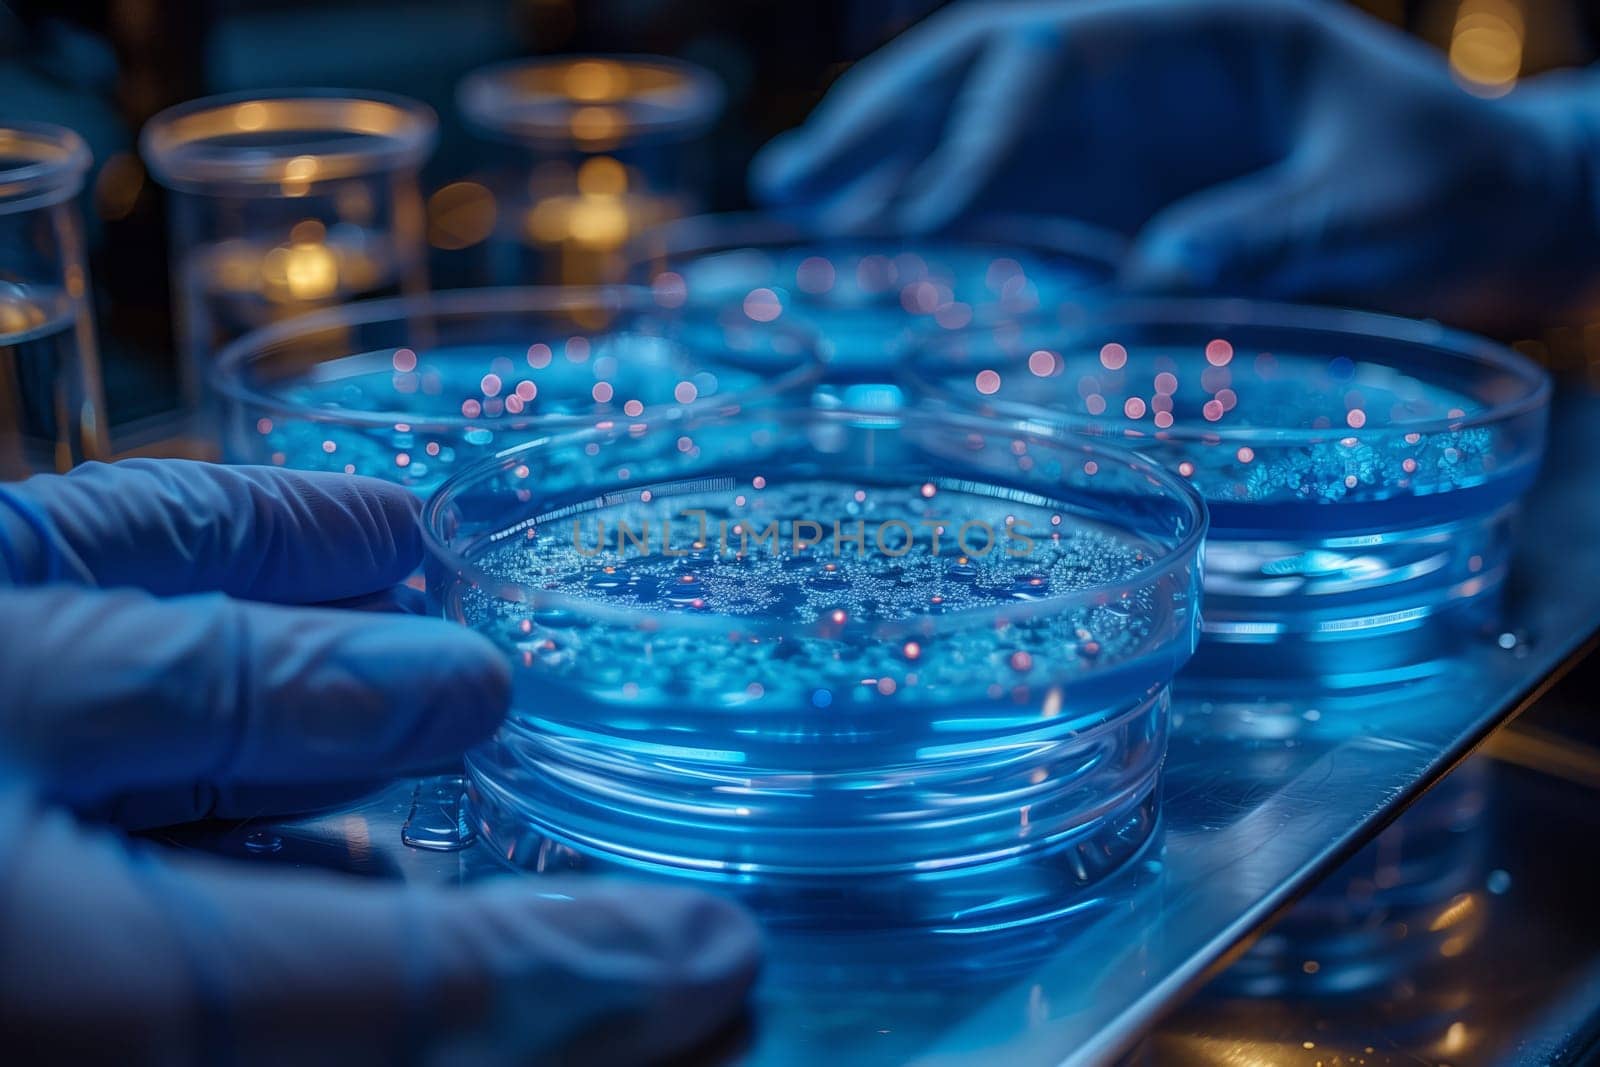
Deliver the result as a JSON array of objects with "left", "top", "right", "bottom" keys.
[
  {"left": 228, "top": 464, "right": 428, "bottom": 599},
  {"left": 892, "top": 186, "right": 963, "bottom": 236},
  {"left": 421, "top": 625, "right": 513, "bottom": 746},
  {"left": 749, "top": 131, "right": 814, "bottom": 204},
  {"left": 348, "top": 618, "right": 512, "bottom": 763},
  {"left": 1121, "top": 230, "right": 1224, "bottom": 293},
  {"left": 335, "top": 471, "right": 428, "bottom": 566},
  {"left": 628, "top": 882, "right": 764, "bottom": 990},
  {"left": 606, "top": 884, "right": 763, "bottom": 1057},
  {"left": 464, "top": 878, "right": 762, "bottom": 1061}
]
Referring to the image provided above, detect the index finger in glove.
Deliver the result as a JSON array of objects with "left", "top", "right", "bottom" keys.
[
  {"left": 0, "top": 584, "right": 509, "bottom": 828},
  {"left": 0, "top": 460, "right": 423, "bottom": 603}
]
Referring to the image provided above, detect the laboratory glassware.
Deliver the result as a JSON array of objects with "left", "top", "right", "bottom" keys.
[
  {"left": 213, "top": 285, "right": 822, "bottom": 495},
  {"left": 907, "top": 299, "right": 1550, "bottom": 671},
  {"left": 424, "top": 405, "right": 1206, "bottom": 927},
  {"left": 458, "top": 55, "right": 723, "bottom": 286},
  {"left": 0, "top": 121, "right": 107, "bottom": 476},
  {"left": 141, "top": 89, "right": 437, "bottom": 407}
]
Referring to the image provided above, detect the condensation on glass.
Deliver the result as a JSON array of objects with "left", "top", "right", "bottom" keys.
[
  {"left": 455, "top": 55, "right": 723, "bottom": 286},
  {"left": 140, "top": 90, "right": 437, "bottom": 409},
  {"left": 0, "top": 122, "right": 107, "bottom": 478}
]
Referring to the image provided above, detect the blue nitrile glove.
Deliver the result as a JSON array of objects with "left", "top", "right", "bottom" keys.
[
  {"left": 0, "top": 460, "right": 760, "bottom": 1065},
  {"left": 752, "top": 0, "right": 1600, "bottom": 328}
]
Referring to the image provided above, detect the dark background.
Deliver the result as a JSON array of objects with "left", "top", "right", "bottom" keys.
[{"left": 2, "top": 0, "right": 1597, "bottom": 429}]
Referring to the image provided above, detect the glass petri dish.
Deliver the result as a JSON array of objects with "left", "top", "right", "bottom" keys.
[
  {"left": 906, "top": 299, "right": 1550, "bottom": 669},
  {"left": 211, "top": 286, "right": 822, "bottom": 494},
  {"left": 630, "top": 213, "right": 1124, "bottom": 395},
  {"left": 423, "top": 406, "right": 1205, "bottom": 927}
]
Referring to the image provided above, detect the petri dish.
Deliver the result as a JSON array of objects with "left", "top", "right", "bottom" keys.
[
  {"left": 630, "top": 213, "right": 1124, "bottom": 394},
  {"left": 423, "top": 406, "right": 1206, "bottom": 927},
  {"left": 906, "top": 299, "right": 1550, "bottom": 669},
  {"left": 211, "top": 286, "right": 822, "bottom": 494}
]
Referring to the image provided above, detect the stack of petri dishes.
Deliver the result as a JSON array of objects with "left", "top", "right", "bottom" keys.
[
  {"left": 423, "top": 406, "right": 1205, "bottom": 927},
  {"left": 906, "top": 299, "right": 1551, "bottom": 675},
  {"left": 210, "top": 286, "right": 821, "bottom": 494},
  {"left": 630, "top": 213, "right": 1123, "bottom": 397}
]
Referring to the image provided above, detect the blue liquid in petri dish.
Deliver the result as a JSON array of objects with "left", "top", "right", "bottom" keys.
[
  {"left": 907, "top": 300, "right": 1550, "bottom": 672},
  {"left": 212, "top": 288, "right": 822, "bottom": 493},
  {"left": 632, "top": 214, "right": 1122, "bottom": 391},
  {"left": 425, "top": 408, "right": 1204, "bottom": 927}
]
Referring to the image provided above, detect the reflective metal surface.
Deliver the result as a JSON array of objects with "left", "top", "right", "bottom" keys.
[
  {"left": 155, "top": 384, "right": 1600, "bottom": 1064},
  {"left": 1150, "top": 709, "right": 1600, "bottom": 1066}
]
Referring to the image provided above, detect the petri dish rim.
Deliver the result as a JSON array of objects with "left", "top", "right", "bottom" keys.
[
  {"left": 140, "top": 88, "right": 438, "bottom": 191},
  {"left": 905, "top": 297, "right": 1551, "bottom": 449},
  {"left": 209, "top": 285, "right": 827, "bottom": 435},
  {"left": 458, "top": 53, "right": 725, "bottom": 146},
  {"left": 628, "top": 210, "right": 1129, "bottom": 283},
  {"left": 0, "top": 121, "right": 92, "bottom": 211},
  {"left": 421, "top": 405, "right": 1209, "bottom": 642}
]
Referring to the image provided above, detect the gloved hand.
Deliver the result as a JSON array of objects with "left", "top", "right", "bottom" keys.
[
  {"left": 753, "top": 0, "right": 1600, "bottom": 328},
  {"left": 0, "top": 460, "right": 759, "bottom": 1065}
]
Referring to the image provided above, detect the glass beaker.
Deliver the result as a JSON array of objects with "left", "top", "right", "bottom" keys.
[
  {"left": 0, "top": 121, "right": 108, "bottom": 478},
  {"left": 140, "top": 90, "right": 437, "bottom": 408},
  {"left": 457, "top": 55, "right": 723, "bottom": 287}
]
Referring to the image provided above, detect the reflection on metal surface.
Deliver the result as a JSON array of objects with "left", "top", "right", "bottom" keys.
[
  {"left": 1484, "top": 722, "right": 1600, "bottom": 790},
  {"left": 1153, "top": 765, "right": 1490, "bottom": 1065},
  {"left": 1151, "top": 703, "right": 1600, "bottom": 1067}
]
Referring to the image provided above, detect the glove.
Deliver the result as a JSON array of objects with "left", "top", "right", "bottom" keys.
[
  {"left": 752, "top": 0, "right": 1600, "bottom": 329},
  {"left": 0, "top": 460, "right": 760, "bottom": 1065}
]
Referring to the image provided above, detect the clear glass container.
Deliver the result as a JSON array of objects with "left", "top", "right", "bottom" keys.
[
  {"left": 141, "top": 90, "right": 437, "bottom": 407},
  {"left": 212, "top": 286, "right": 822, "bottom": 495},
  {"left": 423, "top": 406, "right": 1205, "bottom": 927},
  {"left": 0, "top": 122, "right": 108, "bottom": 477},
  {"left": 457, "top": 55, "right": 724, "bottom": 286},
  {"left": 907, "top": 299, "right": 1550, "bottom": 671},
  {"left": 630, "top": 212, "right": 1123, "bottom": 395}
]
